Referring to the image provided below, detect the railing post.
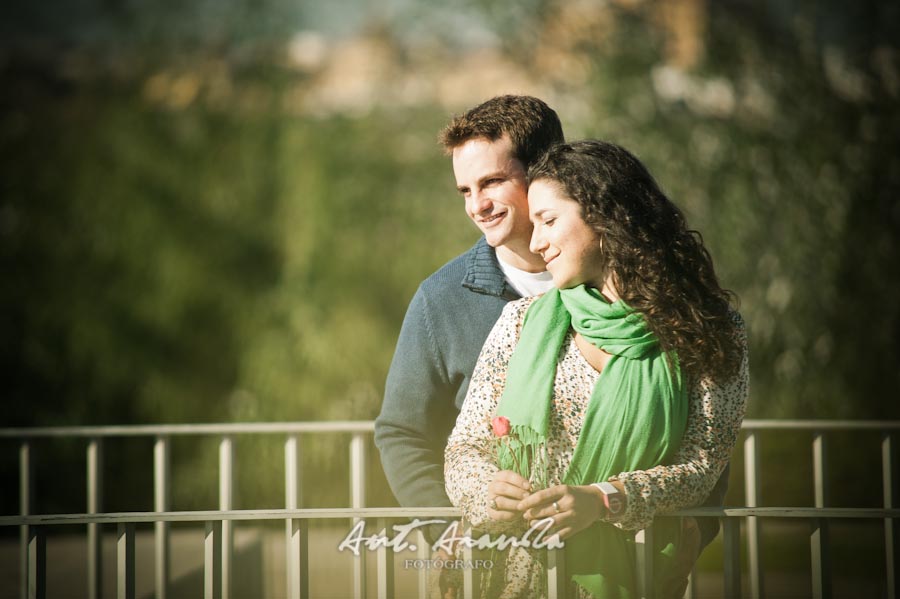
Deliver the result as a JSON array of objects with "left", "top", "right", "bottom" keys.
[
  {"left": 87, "top": 437, "right": 104, "bottom": 599},
  {"left": 350, "top": 433, "right": 367, "bottom": 511},
  {"left": 117, "top": 523, "right": 136, "bottom": 599},
  {"left": 286, "top": 518, "right": 309, "bottom": 599},
  {"left": 218, "top": 436, "right": 234, "bottom": 599},
  {"left": 284, "top": 435, "right": 309, "bottom": 599},
  {"left": 744, "top": 431, "right": 764, "bottom": 599},
  {"left": 811, "top": 432, "right": 832, "bottom": 599},
  {"left": 885, "top": 432, "right": 897, "bottom": 599},
  {"left": 375, "top": 518, "right": 394, "bottom": 599},
  {"left": 19, "top": 440, "right": 33, "bottom": 599},
  {"left": 350, "top": 433, "right": 367, "bottom": 598},
  {"left": 461, "top": 538, "right": 474, "bottom": 599},
  {"left": 205, "top": 520, "right": 223, "bottom": 599},
  {"left": 722, "top": 516, "right": 741, "bottom": 599},
  {"left": 638, "top": 526, "right": 655, "bottom": 599},
  {"left": 27, "top": 526, "right": 46, "bottom": 599},
  {"left": 547, "top": 546, "right": 568, "bottom": 599},
  {"left": 416, "top": 531, "right": 428, "bottom": 599},
  {"left": 154, "top": 436, "right": 170, "bottom": 599}
]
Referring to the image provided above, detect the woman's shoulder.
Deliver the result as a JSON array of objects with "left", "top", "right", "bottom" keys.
[
  {"left": 725, "top": 308, "right": 748, "bottom": 346},
  {"left": 727, "top": 307, "right": 745, "bottom": 325},
  {"left": 501, "top": 295, "right": 541, "bottom": 323},
  {"left": 689, "top": 307, "right": 748, "bottom": 394},
  {"left": 495, "top": 295, "right": 543, "bottom": 339},
  {"left": 503, "top": 294, "right": 540, "bottom": 314}
]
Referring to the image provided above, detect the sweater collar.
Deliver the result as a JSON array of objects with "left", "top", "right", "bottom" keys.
[{"left": 462, "top": 237, "right": 521, "bottom": 300}]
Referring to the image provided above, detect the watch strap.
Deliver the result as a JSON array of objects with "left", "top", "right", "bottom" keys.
[{"left": 591, "top": 482, "right": 625, "bottom": 521}]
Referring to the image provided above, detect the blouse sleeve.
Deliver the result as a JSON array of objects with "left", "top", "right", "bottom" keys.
[
  {"left": 444, "top": 298, "right": 534, "bottom": 534},
  {"left": 611, "top": 312, "right": 750, "bottom": 531}
]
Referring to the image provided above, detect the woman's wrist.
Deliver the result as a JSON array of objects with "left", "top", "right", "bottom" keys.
[
  {"left": 591, "top": 481, "right": 627, "bottom": 522},
  {"left": 585, "top": 483, "right": 607, "bottom": 521}
]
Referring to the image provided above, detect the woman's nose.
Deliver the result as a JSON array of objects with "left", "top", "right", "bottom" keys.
[{"left": 530, "top": 227, "right": 547, "bottom": 255}]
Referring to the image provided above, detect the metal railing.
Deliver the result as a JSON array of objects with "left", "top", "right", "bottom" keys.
[
  {"left": 739, "top": 420, "right": 899, "bottom": 599},
  {"left": 1, "top": 420, "right": 898, "bottom": 599},
  {"left": 4, "top": 422, "right": 375, "bottom": 599}
]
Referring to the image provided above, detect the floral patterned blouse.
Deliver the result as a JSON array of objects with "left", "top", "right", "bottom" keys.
[{"left": 445, "top": 296, "right": 750, "bottom": 535}]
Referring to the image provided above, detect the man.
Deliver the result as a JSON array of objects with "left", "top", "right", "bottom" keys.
[{"left": 375, "top": 96, "right": 562, "bottom": 540}]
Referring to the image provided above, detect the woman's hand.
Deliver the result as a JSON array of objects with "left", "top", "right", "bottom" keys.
[
  {"left": 486, "top": 470, "right": 531, "bottom": 522},
  {"left": 516, "top": 484, "right": 604, "bottom": 540}
]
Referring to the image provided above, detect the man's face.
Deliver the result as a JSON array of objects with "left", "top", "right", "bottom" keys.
[{"left": 451, "top": 136, "right": 533, "bottom": 252}]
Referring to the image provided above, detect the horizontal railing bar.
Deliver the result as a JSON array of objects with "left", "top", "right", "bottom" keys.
[
  {"left": 742, "top": 419, "right": 900, "bottom": 430},
  {"left": 2, "top": 419, "right": 898, "bottom": 440},
  {"left": 0, "top": 508, "right": 462, "bottom": 526},
  {"left": 676, "top": 507, "right": 900, "bottom": 518},
  {"left": 0, "top": 421, "right": 375, "bottom": 438},
  {"left": 2, "top": 507, "right": 900, "bottom": 527}
]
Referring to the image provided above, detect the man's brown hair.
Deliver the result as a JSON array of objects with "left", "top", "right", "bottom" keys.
[{"left": 439, "top": 95, "right": 564, "bottom": 169}]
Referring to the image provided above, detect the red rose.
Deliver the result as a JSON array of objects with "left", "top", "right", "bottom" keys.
[{"left": 491, "top": 416, "right": 511, "bottom": 437}]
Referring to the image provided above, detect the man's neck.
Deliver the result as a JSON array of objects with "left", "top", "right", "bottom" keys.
[{"left": 495, "top": 242, "right": 546, "bottom": 274}]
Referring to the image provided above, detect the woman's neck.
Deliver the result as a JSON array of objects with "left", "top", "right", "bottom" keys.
[{"left": 592, "top": 275, "right": 619, "bottom": 303}]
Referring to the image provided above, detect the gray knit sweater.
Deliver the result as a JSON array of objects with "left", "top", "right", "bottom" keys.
[{"left": 375, "top": 237, "right": 520, "bottom": 513}]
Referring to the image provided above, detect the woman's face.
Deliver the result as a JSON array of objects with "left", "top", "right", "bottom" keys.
[{"left": 528, "top": 179, "right": 607, "bottom": 290}]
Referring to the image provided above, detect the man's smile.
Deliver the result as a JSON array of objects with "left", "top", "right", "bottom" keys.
[{"left": 479, "top": 211, "right": 507, "bottom": 225}]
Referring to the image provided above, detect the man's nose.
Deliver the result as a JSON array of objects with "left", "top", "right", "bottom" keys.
[{"left": 468, "top": 190, "right": 492, "bottom": 215}]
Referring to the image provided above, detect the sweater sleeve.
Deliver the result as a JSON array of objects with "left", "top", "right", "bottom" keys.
[
  {"left": 445, "top": 299, "right": 531, "bottom": 534},
  {"left": 611, "top": 314, "right": 750, "bottom": 531},
  {"left": 375, "top": 286, "right": 456, "bottom": 510}
]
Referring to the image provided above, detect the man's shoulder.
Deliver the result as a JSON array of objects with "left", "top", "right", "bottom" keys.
[
  {"left": 418, "top": 238, "right": 497, "bottom": 296},
  {"left": 421, "top": 248, "right": 474, "bottom": 288}
]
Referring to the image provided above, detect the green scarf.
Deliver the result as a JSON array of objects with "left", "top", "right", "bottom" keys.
[{"left": 496, "top": 286, "right": 689, "bottom": 598}]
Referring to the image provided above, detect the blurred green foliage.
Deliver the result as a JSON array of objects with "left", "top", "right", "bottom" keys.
[{"left": 1, "top": 0, "right": 898, "bottom": 514}]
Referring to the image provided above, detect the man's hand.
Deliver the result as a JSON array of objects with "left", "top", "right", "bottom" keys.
[
  {"left": 486, "top": 470, "right": 531, "bottom": 522},
  {"left": 516, "top": 484, "right": 604, "bottom": 540}
]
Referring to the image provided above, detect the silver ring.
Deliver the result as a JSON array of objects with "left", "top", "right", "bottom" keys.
[
  {"left": 553, "top": 501, "right": 561, "bottom": 514},
  {"left": 489, "top": 497, "right": 498, "bottom": 510}
]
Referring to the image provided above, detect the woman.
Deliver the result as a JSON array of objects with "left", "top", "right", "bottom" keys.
[{"left": 445, "top": 140, "right": 749, "bottom": 598}]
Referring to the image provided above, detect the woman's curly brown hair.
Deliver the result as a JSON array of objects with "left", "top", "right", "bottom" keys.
[{"left": 528, "top": 140, "right": 742, "bottom": 382}]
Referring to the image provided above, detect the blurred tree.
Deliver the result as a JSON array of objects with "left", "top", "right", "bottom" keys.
[
  {"left": 1, "top": 0, "right": 897, "bottom": 517},
  {"left": 529, "top": 0, "right": 900, "bottom": 419}
]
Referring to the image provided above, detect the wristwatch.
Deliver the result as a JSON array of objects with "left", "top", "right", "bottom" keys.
[{"left": 591, "top": 482, "right": 625, "bottom": 521}]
